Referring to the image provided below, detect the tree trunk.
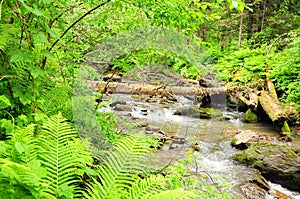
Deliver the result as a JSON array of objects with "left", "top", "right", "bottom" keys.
[
  {"left": 87, "top": 81, "right": 227, "bottom": 97},
  {"left": 260, "top": 0, "right": 267, "bottom": 30},
  {"left": 238, "top": 0, "right": 245, "bottom": 50}
]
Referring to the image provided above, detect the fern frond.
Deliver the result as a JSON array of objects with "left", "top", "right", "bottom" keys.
[
  {"left": 37, "top": 114, "right": 93, "bottom": 199},
  {"left": 84, "top": 136, "right": 153, "bottom": 199},
  {"left": 146, "top": 188, "right": 196, "bottom": 199},
  {"left": 7, "top": 124, "right": 38, "bottom": 165},
  {"left": 39, "top": 85, "right": 72, "bottom": 118},
  {"left": 127, "top": 175, "right": 166, "bottom": 198},
  {"left": 0, "top": 158, "right": 46, "bottom": 198}
]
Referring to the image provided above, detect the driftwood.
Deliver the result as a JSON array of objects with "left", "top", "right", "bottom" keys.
[
  {"left": 259, "top": 91, "right": 286, "bottom": 123},
  {"left": 266, "top": 78, "right": 280, "bottom": 104},
  {"left": 87, "top": 81, "right": 227, "bottom": 97},
  {"left": 236, "top": 91, "right": 259, "bottom": 110}
]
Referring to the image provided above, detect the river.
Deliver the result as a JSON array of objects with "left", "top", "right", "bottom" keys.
[{"left": 107, "top": 93, "right": 300, "bottom": 198}]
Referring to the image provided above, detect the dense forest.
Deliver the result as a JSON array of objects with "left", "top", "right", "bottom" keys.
[{"left": 0, "top": 0, "right": 299, "bottom": 198}]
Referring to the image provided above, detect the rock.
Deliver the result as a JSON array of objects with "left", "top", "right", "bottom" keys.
[
  {"left": 283, "top": 105, "right": 299, "bottom": 124},
  {"left": 233, "top": 143, "right": 300, "bottom": 191},
  {"left": 242, "top": 183, "right": 267, "bottom": 199},
  {"left": 173, "top": 106, "right": 222, "bottom": 119},
  {"left": 110, "top": 100, "right": 126, "bottom": 107},
  {"left": 138, "top": 121, "right": 148, "bottom": 127},
  {"left": 145, "top": 125, "right": 160, "bottom": 132},
  {"left": 268, "top": 188, "right": 292, "bottom": 199},
  {"left": 241, "top": 174, "right": 292, "bottom": 199},
  {"left": 241, "top": 109, "right": 258, "bottom": 123},
  {"left": 102, "top": 73, "right": 122, "bottom": 82},
  {"left": 113, "top": 104, "right": 132, "bottom": 112},
  {"left": 231, "top": 130, "right": 259, "bottom": 149}
]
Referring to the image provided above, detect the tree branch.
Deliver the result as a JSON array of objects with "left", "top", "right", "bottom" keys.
[
  {"left": 49, "top": 0, "right": 112, "bottom": 52},
  {"left": 41, "top": 0, "right": 112, "bottom": 69}
]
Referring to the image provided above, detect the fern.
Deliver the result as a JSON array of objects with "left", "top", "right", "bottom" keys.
[
  {"left": 84, "top": 136, "right": 196, "bottom": 199},
  {"left": 0, "top": 124, "right": 46, "bottom": 198},
  {"left": 38, "top": 85, "right": 73, "bottom": 118},
  {"left": 0, "top": 24, "right": 18, "bottom": 52},
  {"left": 37, "top": 113, "right": 93, "bottom": 199}
]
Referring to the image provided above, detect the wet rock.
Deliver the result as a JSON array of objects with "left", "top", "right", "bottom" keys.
[
  {"left": 242, "top": 182, "right": 267, "bottom": 199},
  {"left": 145, "top": 125, "right": 160, "bottom": 132},
  {"left": 138, "top": 121, "right": 148, "bottom": 127},
  {"left": 170, "top": 136, "right": 186, "bottom": 144},
  {"left": 233, "top": 143, "right": 300, "bottom": 192},
  {"left": 173, "top": 106, "right": 222, "bottom": 119},
  {"left": 242, "top": 109, "right": 258, "bottom": 123},
  {"left": 113, "top": 104, "right": 132, "bottom": 112},
  {"left": 110, "top": 100, "right": 126, "bottom": 107},
  {"left": 283, "top": 105, "right": 299, "bottom": 124},
  {"left": 141, "top": 108, "right": 148, "bottom": 115},
  {"left": 242, "top": 173, "right": 292, "bottom": 199},
  {"left": 231, "top": 130, "right": 259, "bottom": 149},
  {"left": 102, "top": 73, "right": 122, "bottom": 82}
]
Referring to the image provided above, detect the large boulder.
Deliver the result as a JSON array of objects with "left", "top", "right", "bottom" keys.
[
  {"left": 174, "top": 106, "right": 222, "bottom": 119},
  {"left": 231, "top": 130, "right": 259, "bottom": 149},
  {"left": 233, "top": 143, "right": 300, "bottom": 192}
]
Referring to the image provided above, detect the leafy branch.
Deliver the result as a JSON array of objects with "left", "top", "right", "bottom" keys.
[{"left": 41, "top": 0, "right": 112, "bottom": 69}]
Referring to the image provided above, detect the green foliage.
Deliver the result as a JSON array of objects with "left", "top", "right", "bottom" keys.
[
  {"left": 37, "top": 114, "right": 93, "bottom": 199},
  {"left": 0, "top": 114, "right": 93, "bottom": 199},
  {"left": 84, "top": 135, "right": 196, "bottom": 199},
  {"left": 215, "top": 47, "right": 266, "bottom": 87},
  {"left": 268, "top": 35, "right": 300, "bottom": 111},
  {"left": 216, "top": 32, "right": 300, "bottom": 111}
]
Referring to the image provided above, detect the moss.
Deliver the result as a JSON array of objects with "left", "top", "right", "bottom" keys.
[
  {"left": 281, "top": 121, "right": 291, "bottom": 138},
  {"left": 174, "top": 106, "right": 222, "bottom": 119},
  {"left": 199, "top": 108, "right": 222, "bottom": 118},
  {"left": 241, "top": 109, "right": 258, "bottom": 123},
  {"left": 231, "top": 137, "right": 237, "bottom": 146}
]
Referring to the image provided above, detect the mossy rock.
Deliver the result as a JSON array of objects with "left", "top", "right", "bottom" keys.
[
  {"left": 241, "top": 109, "right": 258, "bottom": 123},
  {"left": 233, "top": 143, "right": 300, "bottom": 191},
  {"left": 174, "top": 106, "right": 222, "bottom": 119}
]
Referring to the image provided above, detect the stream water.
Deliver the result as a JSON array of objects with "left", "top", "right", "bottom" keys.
[{"left": 107, "top": 94, "right": 300, "bottom": 198}]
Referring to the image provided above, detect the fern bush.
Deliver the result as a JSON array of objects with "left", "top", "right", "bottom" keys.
[
  {"left": 0, "top": 114, "right": 93, "bottom": 199},
  {"left": 84, "top": 136, "right": 196, "bottom": 199},
  {"left": 0, "top": 114, "right": 198, "bottom": 199}
]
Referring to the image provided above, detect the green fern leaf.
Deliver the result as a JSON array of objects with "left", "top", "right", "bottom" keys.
[
  {"left": 146, "top": 189, "right": 197, "bottom": 199},
  {"left": 84, "top": 136, "right": 152, "bottom": 199},
  {"left": 37, "top": 114, "right": 93, "bottom": 199}
]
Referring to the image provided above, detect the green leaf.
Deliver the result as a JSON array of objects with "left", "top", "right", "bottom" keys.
[
  {"left": 57, "top": 184, "right": 74, "bottom": 199},
  {"left": 31, "top": 68, "right": 43, "bottom": 78},
  {"left": 15, "top": 141, "right": 25, "bottom": 154},
  {"left": 42, "top": 49, "right": 55, "bottom": 59},
  {"left": 0, "top": 95, "right": 11, "bottom": 110},
  {"left": 33, "top": 32, "right": 49, "bottom": 44},
  {"left": 42, "top": 0, "right": 53, "bottom": 4}
]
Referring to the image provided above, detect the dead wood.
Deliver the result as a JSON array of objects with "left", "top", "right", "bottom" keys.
[{"left": 87, "top": 81, "right": 227, "bottom": 97}]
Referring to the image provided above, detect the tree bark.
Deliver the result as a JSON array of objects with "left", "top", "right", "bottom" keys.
[
  {"left": 238, "top": 0, "right": 245, "bottom": 50},
  {"left": 87, "top": 81, "right": 227, "bottom": 97},
  {"left": 259, "top": 91, "right": 285, "bottom": 124}
]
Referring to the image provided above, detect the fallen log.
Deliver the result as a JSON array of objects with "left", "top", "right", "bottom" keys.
[
  {"left": 236, "top": 91, "right": 258, "bottom": 110},
  {"left": 87, "top": 81, "right": 227, "bottom": 97},
  {"left": 258, "top": 91, "right": 286, "bottom": 124},
  {"left": 266, "top": 78, "right": 280, "bottom": 104}
]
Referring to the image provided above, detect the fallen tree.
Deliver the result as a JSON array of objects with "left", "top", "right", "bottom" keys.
[{"left": 87, "top": 81, "right": 227, "bottom": 96}]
